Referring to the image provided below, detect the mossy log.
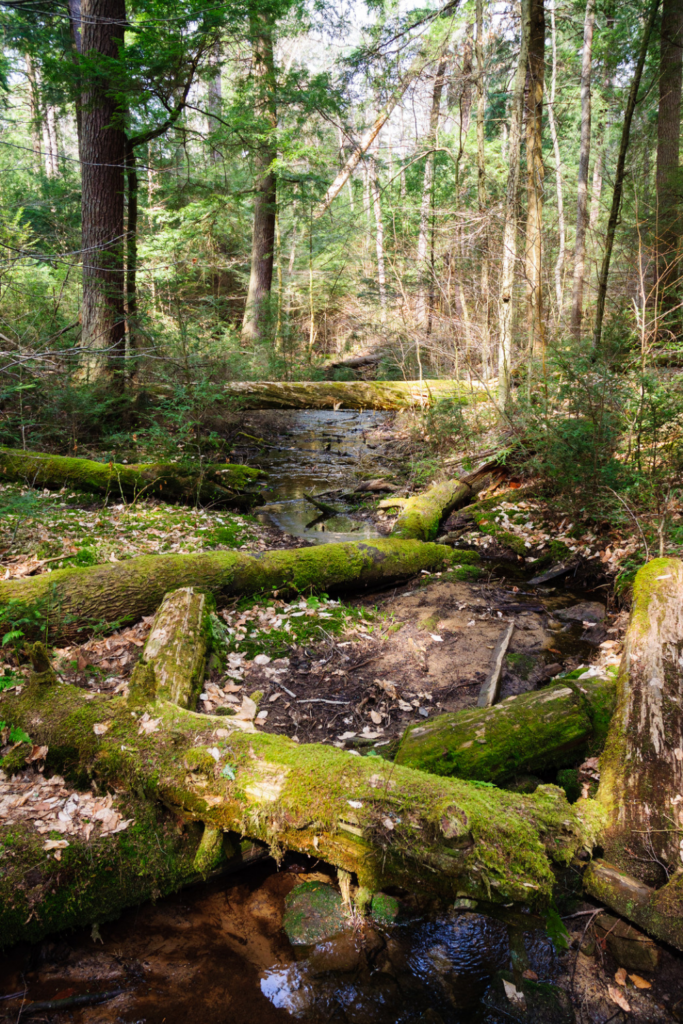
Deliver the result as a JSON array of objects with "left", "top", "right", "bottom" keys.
[
  {"left": 222, "top": 380, "right": 491, "bottom": 410},
  {"left": 128, "top": 587, "right": 209, "bottom": 708},
  {"left": 0, "top": 539, "right": 465, "bottom": 643},
  {"left": 0, "top": 669, "right": 589, "bottom": 947},
  {"left": 0, "top": 448, "right": 265, "bottom": 507},
  {"left": 394, "top": 676, "right": 616, "bottom": 782},
  {"left": 585, "top": 558, "right": 683, "bottom": 949},
  {"left": 392, "top": 465, "right": 506, "bottom": 542}
]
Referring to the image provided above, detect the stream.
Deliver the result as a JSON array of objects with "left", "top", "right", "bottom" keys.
[{"left": 0, "top": 411, "right": 612, "bottom": 1024}]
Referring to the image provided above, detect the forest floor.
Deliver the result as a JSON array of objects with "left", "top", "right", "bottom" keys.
[{"left": 1, "top": 411, "right": 682, "bottom": 1023}]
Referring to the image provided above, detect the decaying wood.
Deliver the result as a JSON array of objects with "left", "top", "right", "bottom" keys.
[
  {"left": 129, "top": 587, "right": 208, "bottom": 708},
  {"left": 0, "top": 659, "right": 587, "bottom": 947},
  {"left": 222, "top": 380, "right": 491, "bottom": 410},
  {"left": 395, "top": 675, "right": 616, "bottom": 782},
  {"left": 392, "top": 464, "right": 506, "bottom": 541},
  {"left": 0, "top": 448, "right": 265, "bottom": 507},
  {"left": 583, "top": 859, "right": 683, "bottom": 953},
  {"left": 477, "top": 621, "right": 514, "bottom": 708},
  {"left": 0, "top": 539, "right": 464, "bottom": 643},
  {"left": 588, "top": 558, "right": 683, "bottom": 947}
]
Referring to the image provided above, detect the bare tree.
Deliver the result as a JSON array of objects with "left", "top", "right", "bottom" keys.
[
  {"left": 525, "top": 0, "right": 545, "bottom": 356},
  {"left": 370, "top": 154, "right": 387, "bottom": 319},
  {"left": 547, "top": 0, "right": 566, "bottom": 315},
  {"left": 570, "top": 0, "right": 595, "bottom": 341},
  {"left": 475, "top": 0, "right": 491, "bottom": 373},
  {"left": 655, "top": 0, "right": 683, "bottom": 322},
  {"left": 498, "top": 0, "right": 531, "bottom": 406},
  {"left": 416, "top": 59, "right": 447, "bottom": 325},
  {"left": 24, "top": 54, "right": 42, "bottom": 175}
]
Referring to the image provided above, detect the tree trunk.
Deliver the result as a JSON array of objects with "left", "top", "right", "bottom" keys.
[
  {"left": 79, "top": 0, "right": 127, "bottom": 381},
  {"left": 524, "top": 0, "right": 546, "bottom": 358},
  {"left": 370, "top": 155, "right": 387, "bottom": 319},
  {"left": 129, "top": 587, "right": 208, "bottom": 708},
  {"left": 207, "top": 40, "right": 223, "bottom": 165},
  {"left": 242, "top": 11, "right": 277, "bottom": 344},
  {"left": 569, "top": 0, "right": 594, "bottom": 342},
  {"left": 593, "top": 0, "right": 661, "bottom": 352},
  {"left": 391, "top": 465, "right": 505, "bottom": 541},
  {"left": 0, "top": 539, "right": 462, "bottom": 643},
  {"left": 416, "top": 60, "right": 447, "bottom": 326},
  {"left": 655, "top": 0, "right": 683, "bottom": 323},
  {"left": 0, "top": 659, "right": 588, "bottom": 932},
  {"left": 475, "top": 0, "right": 491, "bottom": 373},
  {"left": 125, "top": 139, "right": 138, "bottom": 363},
  {"left": 396, "top": 675, "right": 615, "bottom": 782},
  {"left": 547, "top": 0, "right": 566, "bottom": 316},
  {"left": 220, "top": 379, "right": 491, "bottom": 410},
  {"left": 44, "top": 104, "right": 59, "bottom": 177},
  {"left": 0, "top": 448, "right": 264, "bottom": 508},
  {"left": 498, "top": 0, "right": 531, "bottom": 408},
  {"left": 25, "top": 55, "right": 42, "bottom": 174}
]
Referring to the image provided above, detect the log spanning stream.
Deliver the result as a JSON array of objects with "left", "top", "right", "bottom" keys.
[{"left": 0, "top": 411, "right": 616, "bottom": 1024}]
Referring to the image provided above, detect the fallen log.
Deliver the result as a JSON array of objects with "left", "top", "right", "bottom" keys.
[
  {"left": 585, "top": 558, "right": 683, "bottom": 949},
  {"left": 0, "top": 448, "right": 265, "bottom": 507},
  {"left": 392, "top": 464, "right": 506, "bottom": 541},
  {"left": 0, "top": 539, "right": 467, "bottom": 643},
  {"left": 0, "top": 658, "right": 588, "bottom": 946},
  {"left": 394, "top": 675, "right": 616, "bottom": 783},
  {"left": 222, "top": 380, "right": 491, "bottom": 411}
]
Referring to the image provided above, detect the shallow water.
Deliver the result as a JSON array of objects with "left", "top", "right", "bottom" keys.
[{"left": 252, "top": 410, "right": 387, "bottom": 543}]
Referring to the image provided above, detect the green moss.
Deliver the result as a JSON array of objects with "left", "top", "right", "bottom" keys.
[
  {"left": 506, "top": 653, "right": 536, "bottom": 680},
  {"left": 371, "top": 892, "right": 400, "bottom": 926},
  {"left": 392, "top": 480, "right": 470, "bottom": 541},
  {"left": 556, "top": 769, "right": 581, "bottom": 803}
]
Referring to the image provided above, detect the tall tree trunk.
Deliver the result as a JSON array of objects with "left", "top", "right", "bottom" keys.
[
  {"left": 593, "top": 0, "right": 661, "bottom": 351},
  {"left": 475, "top": 0, "right": 491, "bottom": 374},
  {"left": 370, "top": 155, "right": 387, "bottom": 319},
  {"left": 569, "top": 0, "right": 595, "bottom": 341},
  {"left": 655, "top": 0, "right": 683, "bottom": 324},
  {"left": 525, "top": 0, "right": 546, "bottom": 358},
  {"left": 498, "top": 0, "right": 531, "bottom": 407},
  {"left": 24, "top": 55, "right": 42, "bottom": 174},
  {"left": 79, "top": 0, "right": 127, "bottom": 381},
  {"left": 242, "top": 10, "right": 277, "bottom": 344},
  {"left": 416, "top": 60, "right": 447, "bottom": 326},
  {"left": 68, "top": 0, "right": 83, "bottom": 149},
  {"left": 44, "top": 104, "right": 59, "bottom": 177},
  {"left": 207, "top": 40, "right": 223, "bottom": 165},
  {"left": 548, "top": 0, "right": 566, "bottom": 317},
  {"left": 125, "top": 140, "right": 138, "bottom": 366}
]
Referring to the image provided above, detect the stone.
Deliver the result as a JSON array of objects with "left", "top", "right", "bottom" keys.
[
  {"left": 283, "top": 880, "right": 349, "bottom": 946},
  {"left": 594, "top": 914, "right": 660, "bottom": 972},
  {"left": 556, "top": 601, "right": 605, "bottom": 624}
]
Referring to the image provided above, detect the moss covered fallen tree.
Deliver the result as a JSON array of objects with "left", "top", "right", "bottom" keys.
[
  {"left": 0, "top": 653, "right": 589, "bottom": 946},
  {"left": 0, "top": 448, "right": 265, "bottom": 507},
  {"left": 392, "top": 464, "right": 507, "bottom": 542},
  {"left": 0, "top": 539, "right": 470, "bottom": 643},
  {"left": 222, "top": 379, "right": 490, "bottom": 410},
  {"left": 395, "top": 675, "right": 616, "bottom": 782}
]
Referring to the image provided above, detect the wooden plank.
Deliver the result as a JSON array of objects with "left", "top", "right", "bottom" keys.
[{"left": 477, "top": 621, "right": 514, "bottom": 708}]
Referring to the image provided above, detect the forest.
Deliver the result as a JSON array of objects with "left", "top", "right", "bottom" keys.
[{"left": 0, "top": 0, "right": 683, "bottom": 1021}]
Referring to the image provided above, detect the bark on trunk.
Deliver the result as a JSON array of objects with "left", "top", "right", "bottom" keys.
[
  {"left": 416, "top": 61, "right": 447, "bottom": 326},
  {"left": 593, "top": 0, "right": 660, "bottom": 351},
  {"left": 0, "top": 539, "right": 461, "bottom": 643},
  {"left": 79, "top": 0, "right": 127, "bottom": 380},
  {"left": 129, "top": 587, "right": 209, "bottom": 708},
  {"left": 391, "top": 465, "right": 505, "bottom": 541},
  {"left": 0, "top": 448, "right": 264, "bottom": 507},
  {"left": 25, "top": 55, "right": 42, "bottom": 174},
  {"left": 125, "top": 139, "right": 138, "bottom": 361},
  {"left": 395, "top": 675, "right": 616, "bottom": 782},
  {"left": 655, "top": 0, "right": 683, "bottom": 321},
  {"left": 220, "top": 379, "right": 492, "bottom": 410},
  {"left": 569, "top": 0, "right": 594, "bottom": 342},
  {"left": 498, "top": 0, "right": 530, "bottom": 407},
  {"left": 0, "top": 664, "right": 588, "bottom": 933},
  {"left": 475, "top": 0, "right": 491, "bottom": 371},
  {"left": 524, "top": 0, "right": 545, "bottom": 357},
  {"left": 242, "top": 10, "right": 277, "bottom": 343},
  {"left": 370, "top": 155, "right": 387, "bottom": 319},
  {"left": 548, "top": 0, "right": 566, "bottom": 316}
]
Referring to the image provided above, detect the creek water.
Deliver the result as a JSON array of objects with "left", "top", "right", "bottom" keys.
[{"left": 0, "top": 411, "right": 596, "bottom": 1024}]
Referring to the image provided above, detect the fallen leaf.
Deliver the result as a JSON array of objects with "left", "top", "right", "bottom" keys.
[
  {"left": 137, "top": 713, "right": 161, "bottom": 735},
  {"left": 629, "top": 974, "right": 651, "bottom": 989},
  {"left": 254, "top": 654, "right": 271, "bottom": 666},
  {"left": 608, "top": 986, "right": 631, "bottom": 1012},
  {"left": 615, "top": 967, "right": 627, "bottom": 986},
  {"left": 370, "top": 710, "right": 383, "bottom": 725},
  {"left": 44, "top": 839, "right": 69, "bottom": 851},
  {"left": 268, "top": 692, "right": 282, "bottom": 702},
  {"left": 522, "top": 970, "right": 538, "bottom": 981},
  {"left": 430, "top": 634, "right": 443, "bottom": 642},
  {"left": 235, "top": 695, "right": 257, "bottom": 721},
  {"left": 26, "top": 744, "right": 49, "bottom": 762},
  {"left": 382, "top": 817, "right": 395, "bottom": 830},
  {"left": 502, "top": 980, "right": 526, "bottom": 1010},
  {"left": 223, "top": 683, "right": 242, "bottom": 693},
  {"left": 93, "top": 723, "right": 111, "bottom": 736}
]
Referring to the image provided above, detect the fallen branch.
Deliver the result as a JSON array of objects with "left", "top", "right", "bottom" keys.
[
  {"left": 477, "top": 621, "right": 514, "bottom": 708},
  {"left": 0, "top": 448, "right": 265, "bottom": 508},
  {"left": 392, "top": 464, "right": 506, "bottom": 541},
  {"left": 0, "top": 539, "right": 465, "bottom": 642}
]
